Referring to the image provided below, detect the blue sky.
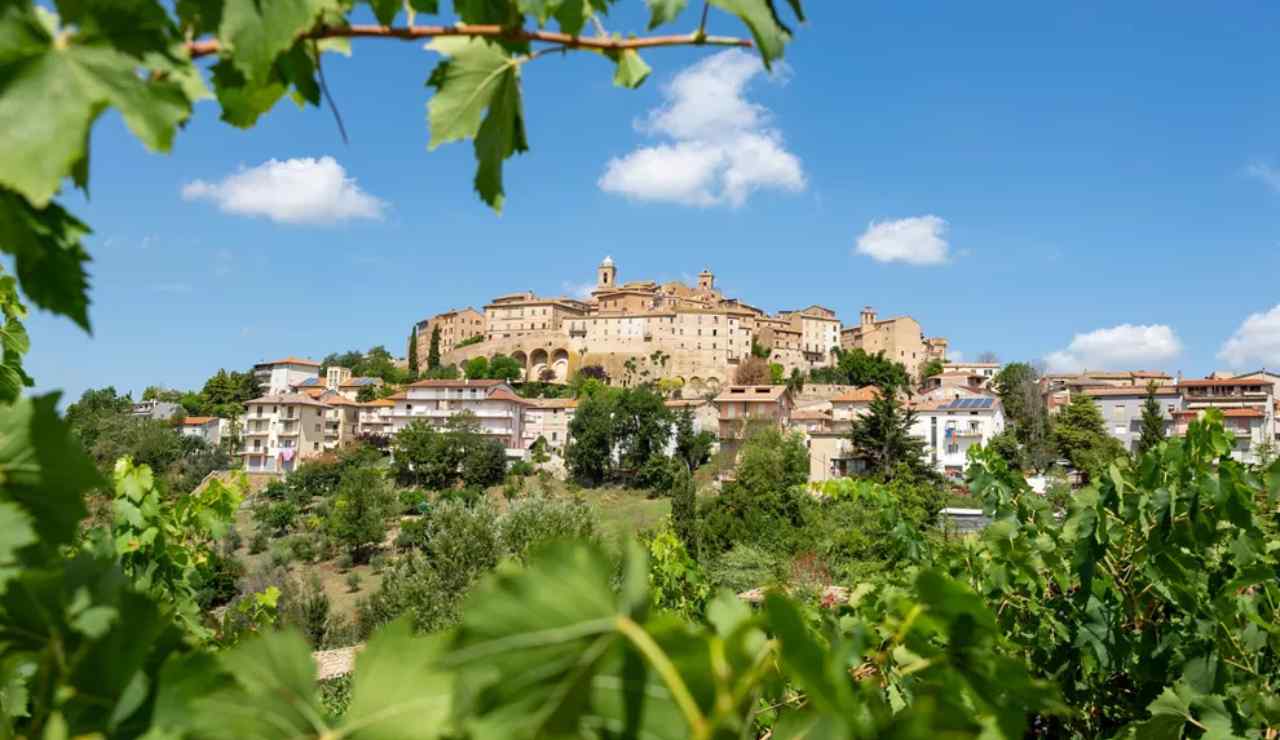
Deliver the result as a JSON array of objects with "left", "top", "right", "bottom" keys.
[{"left": 24, "top": 1, "right": 1280, "bottom": 402}]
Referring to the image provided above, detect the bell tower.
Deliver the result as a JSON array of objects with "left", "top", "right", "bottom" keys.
[
  {"left": 597, "top": 256, "right": 617, "bottom": 289},
  {"left": 697, "top": 267, "right": 714, "bottom": 291}
]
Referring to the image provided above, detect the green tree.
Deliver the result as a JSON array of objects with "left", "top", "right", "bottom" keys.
[
  {"left": 810, "top": 348, "right": 911, "bottom": 391},
  {"left": 1054, "top": 392, "right": 1126, "bottom": 482},
  {"left": 992, "top": 362, "right": 1055, "bottom": 471},
  {"left": 1135, "top": 381, "right": 1166, "bottom": 455},
  {"left": 848, "top": 387, "right": 932, "bottom": 479},
  {"left": 673, "top": 408, "right": 715, "bottom": 470},
  {"left": 920, "top": 358, "right": 944, "bottom": 381},
  {"left": 392, "top": 420, "right": 462, "bottom": 489},
  {"left": 328, "top": 466, "right": 393, "bottom": 563},
  {"left": 613, "top": 386, "right": 672, "bottom": 475},
  {"left": 985, "top": 429, "right": 1027, "bottom": 471},
  {"left": 407, "top": 327, "right": 419, "bottom": 377},
  {"left": 423, "top": 364, "right": 460, "bottom": 380},
  {"left": 769, "top": 362, "right": 785, "bottom": 385},
  {"left": 356, "top": 385, "right": 377, "bottom": 403},
  {"left": 566, "top": 392, "right": 617, "bottom": 486},
  {"left": 463, "top": 356, "right": 490, "bottom": 380},
  {"left": 428, "top": 325, "right": 442, "bottom": 370},
  {"left": 488, "top": 354, "right": 523, "bottom": 382},
  {"left": 668, "top": 462, "right": 699, "bottom": 559},
  {"left": 461, "top": 437, "right": 507, "bottom": 487}
]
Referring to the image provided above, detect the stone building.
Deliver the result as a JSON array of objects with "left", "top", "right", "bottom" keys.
[
  {"left": 411, "top": 258, "right": 947, "bottom": 398},
  {"left": 839, "top": 307, "right": 948, "bottom": 380}
]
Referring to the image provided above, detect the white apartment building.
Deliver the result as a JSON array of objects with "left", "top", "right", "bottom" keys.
[
  {"left": 911, "top": 397, "right": 1006, "bottom": 478},
  {"left": 179, "top": 416, "right": 232, "bottom": 447},
  {"left": 253, "top": 357, "right": 321, "bottom": 395},
  {"left": 941, "top": 362, "right": 1000, "bottom": 385},
  {"left": 240, "top": 393, "right": 331, "bottom": 473},
  {"left": 388, "top": 379, "right": 530, "bottom": 458},
  {"left": 358, "top": 398, "right": 395, "bottom": 437}
]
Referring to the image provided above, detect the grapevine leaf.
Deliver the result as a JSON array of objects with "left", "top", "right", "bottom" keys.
[
  {"left": 211, "top": 59, "right": 287, "bottom": 127},
  {"left": 366, "top": 0, "right": 402, "bottom": 26},
  {"left": 607, "top": 48, "right": 651, "bottom": 88},
  {"left": 342, "top": 620, "right": 453, "bottom": 739},
  {"left": 707, "top": 0, "right": 792, "bottom": 68},
  {"left": 176, "top": 0, "right": 223, "bottom": 35},
  {"left": 0, "top": 501, "right": 37, "bottom": 592},
  {"left": 426, "top": 38, "right": 526, "bottom": 211},
  {"left": 444, "top": 542, "right": 650, "bottom": 738},
  {"left": 218, "top": 0, "right": 337, "bottom": 84},
  {"left": 0, "top": 4, "right": 194, "bottom": 208},
  {"left": 0, "top": 191, "right": 92, "bottom": 331},
  {"left": 0, "top": 394, "right": 96, "bottom": 550},
  {"left": 0, "top": 270, "right": 33, "bottom": 403},
  {"left": 54, "top": 0, "right": 179, "bottom": 57},
  {"left": 645, "top": 0, "right": 687, "bottom": 29},
  {"left": 455, "top": 0, "right": 519, "bottom": 25},
  {"left": 187, "top": 629, "right": 328, "bottom": 739},
  {"left": 516, "top": 0, "right": 605, "bottom": 35},
  {"left": 782, "top": 0, "right": 804, "bottom": 22}
]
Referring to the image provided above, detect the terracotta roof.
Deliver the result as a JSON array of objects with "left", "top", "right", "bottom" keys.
[
  {"left": 258, "top": 356, "right": 321, "bottom": 367},
  {"left": 487, "top": 387, "right": 532, "bottom": 404},
  {"left": 180, "top": 416, "right": 216, "bottom": 425},
  {"left": 246, "top": 393, "right": 330, "bottom": 408},
  {"left": 1220, "top": 408, "right": 1265, "bottom": 418},
  {"left": 790, "top": 409, "right": 831, "bottom": 420},
  {"left": 363, "top": 399, "right": 395, "bottom": 407},
  {"left": 1084, "top": 386, "right": 1179, "bottom": 397},
  {"left": 832, "top": 386, "right": 880, "bottom": 403},
  {"left": 408, "top": 379, "right": 506, "bottom": 389},
  {"left": 324, "top": 395, "right": 361, "bottom": 406},
  {"left": 302, "top": 388, "right": 326, "bottom": 399},
  {"left": 339, "top": 377, "right": 382, "bottom": 387},
  {"left": 534, "top": 398, "right": 579, "bottom": 409},
  {"left": 1179, "top": 378, "right": 1272, "bottom": 388},
  {"left": 386, "top": 391, "right": 408, "bottom": 401},
  {"left": 713, "top": 385, "right": 788, "bottom": 403}
]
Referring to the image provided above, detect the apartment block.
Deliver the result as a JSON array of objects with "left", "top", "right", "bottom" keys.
[
  {"left": 253, "top": 357, "right": 321, "bottom": 395},
  {"left": 910, "top": 397, "right": 1006, "bottom": 478},
  {"left": 179, "top": 416, "right": 232, "bottom": 447},
  {"left": 1176, "top": 376, "right": 1276, "bottom": 464},
  {"left": 240, "top": 394, "right": 332, "bottom": 473},
  {"left": 1083, "top": 385, "right": 1180, "bottom": 452},
  {"left": 387, "top": 379, "right": 529, "bottom": 458},
  {"left": 713, "top": 385, "right": 795, "bottom": 475}
]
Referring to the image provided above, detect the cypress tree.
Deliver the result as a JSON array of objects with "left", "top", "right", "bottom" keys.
[
  {"left": 1136, "top": 381, "right": 1166, "bottom": 455},
  {"left": 428, "top": 325, "right": 442, "bottom": 370}
]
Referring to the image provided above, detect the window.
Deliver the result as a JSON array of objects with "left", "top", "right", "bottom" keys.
[
  {"left": 1113, "top": 404, "right": 1125, "bottom": 419},
  {"left": 946, "top": 443, "right": 959, "bottom": 454},
  {"left": 313, "top": 442, "right": 320, "bottom": 451},
  {"left": 315, "top": 424, "right": 321, "bottom": 432}
]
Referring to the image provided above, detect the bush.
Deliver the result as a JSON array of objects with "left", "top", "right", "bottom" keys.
[
  {"left": 327, "top": 467, "right": 394, "bottom": 563},
  {"left": 346, "top": 572, "right": 363, "bottom": 593},
  {"left": 439, "top": 486, "right": 483, "bottom": 508},
  {"left": 395, "top": 517, "right": 428, "bottom": 550},
  {"left": 249, "top": 531, "right": 268, "bottom": 555},
  {"left": 707, "top": 544, "right": 779, "bottom": 594},
  {"left": 269, "top": 542, "right": 293, "bottom": 570},
  {"left": 194, "top": 549, "right": 245, "bottom": 609},
  {"left": 369, "top": 554, "right": 386, "bottom": 574},
  {"left": 356, "top": 552, "right": 456, "bottom": 637},
  {"left": 336, "top": 553, "right": 353, "bottom": 571},
  {"left": 499, "top": 496, "right": 599, "bottom": 562},
  {"left": 461, "top": 438, "right": 507, "bottom": 487},
  {"left": 254, "top": 499, "right": 299, "bottom": 537},
  {"left": 507, "top": 460, "right": 534, "bottom": 478},
  {"left": 222, "top": 525, "right": 243, "bottom": 554},
  {"left": 262, "top": 480, "right": 288, "bottom": 500},
  {"left": 397, "top": 488, "right": 427, "bottom": 515},
  {"left": 287, "top": 533, "right": 320, "bottom": 563},
  {"left": 635, "top": 455, "right": 677, "bottom": 492}
]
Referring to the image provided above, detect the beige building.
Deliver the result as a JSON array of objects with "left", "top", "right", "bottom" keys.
[
  {"left": 713, "top": 385, "right": 795, "bottom": 475},
  {"left": 388, "top": 379, "right": 530, "bottom": 458},
  {"left": 253, "top": 357, "right": 321, "bottom": 395},
  {"left": 413, "top": 307, "right": 486, "bottom": 362},
  {"left": 358, "top": 398, "right": 395, "bottom": 437},
  {"left": 522, "top": 398, "right": 578, "bottom": 451},
  {"left": 412, "top": 258, "right": 948, "bottom": 398},
  {"left": 840, "top": 307, "right": 946, "bottom": 380},
  {"left": 240, "top": 394, "right": 332, "bottom": 473}
]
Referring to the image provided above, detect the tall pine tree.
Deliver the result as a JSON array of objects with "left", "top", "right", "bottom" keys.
[
  {"left": 428, "top": 325, "right": 442, "bottom": 370},
  {"left": 848, "top": 387, "right": 932, "bottom": 479},
  {"left": 408, "top": 327, "right": 420, "bottom": 377},
  {"left": 1135, "top": 381, "right": 1166, "bottom": 455}
]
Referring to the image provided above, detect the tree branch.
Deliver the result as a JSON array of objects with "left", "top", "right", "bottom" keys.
[{"left": 185, "top": 23, "right": 752, "bottom": 59}]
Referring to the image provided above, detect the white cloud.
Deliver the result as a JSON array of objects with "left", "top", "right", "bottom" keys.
[
  {"left": 182, "top": 157, "right": 385, "bottom": 225},
  {"left": 1246, "top": 161, "right": 1280, "bottom": 192},
  {"left": 598, "top": 50, "right": 804, "bottom": 207},
  {"left": 1218, "top": 304, "right": 1280, "bottom": 368},
  {"left": 561, "top": 280, "right": 596, "bottom": 300},
  {"left": 1045, "top": 324, "right": 1183, "bottom": 372},
  {"left": 854, "top": 215, "right": 951, "bottom": 266}
]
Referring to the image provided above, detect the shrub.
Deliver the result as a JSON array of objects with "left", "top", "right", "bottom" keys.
[
  {"left": 397, "top": 488, "right": 427, "bottom": 515},
  {"left": 249, "top": 531, "right": 268, "bottom": 555},
  {"left": 327, "top": 467, "right": 394, "bottom": 563},
  {"left": 268, "top": 542, "right": 293, "bottom": 570},
  {"left": 461, "top": 438, "right": 507, "bottom": 487},
  {"left": 635, "top": 455, "right": 677, "bottom": 492},
  {"left": 253, "top": 499, "right": 299, "bottom": 537},
  {"left": 369, "top": 554, "right": 386, "bottom": 574},
  {"left": 507, "top": 460, "right": 534, "bottom": 478},
  {"left": 287, "top": 534, "right": 319, "bottom": 563},
  {"left": 222, "top": 525, "right": 243, "bottom": 554},
  {"left": 261, "top": 480, "right": 288, "bottom": 500},
  {"left": 336, "top": 553, "right": 353, "bottom": 571},
  {"left": 499, "top": 496, "right": 599, "bottom": 562},
  {"left": 356, "top": 552, "right": 456, "bottom": 637},
  {"left": 395, "top": 517, "right": 428, "bottom": 550},
  {"left": 194, "top": 549, "right": 245, "bottom": 609},
  {"left": 707, "top": 544, "right": 779, "bottom": 595},
  {"left": 346, "top": 572, "right": 363, "bottom": 593}
]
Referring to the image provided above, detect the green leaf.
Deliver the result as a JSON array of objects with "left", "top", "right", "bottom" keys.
[
  {"left": 0, "top": 191, "right": 93, "bottom": 331},
  {"left": 217, "top": 0, "right": 337, "bottom": 84},
  {"left": 188, "top": 630, "right": 327, "bottom": 739},
  {"left": 0, "top": 4, "right": 194, "bottom": 208},
  {"left": 0, "top": 501, "right": 37, "bottom": 591},
  {"left": 0, "top": 394, "right": 96, "bottom": 550},
  {"left": 607, "top": 48, "right": 651, "bottom": 88},
  {"left": 645, "top": 0, "right": 687, "bottom": 29},
  {"left": 342, "top": 620, "right": 453, "bottom": 739},
  {"left": 455, "top": 0, "right": 519, "bottom": 25},
  {"left": 426, "top": 38, "right": 527, "bottom": 211},
  {"left": 211, "top": 59, "right": 287, "bottom": 127},
  {"left": 708, "top": 0, "right": 792, "bottom": 67},
  {"left": 366, "top": 0, "right": 402, "bottom": 26},
  {"left": 517, "top": 0, "right": 611, "bottom": 35}
]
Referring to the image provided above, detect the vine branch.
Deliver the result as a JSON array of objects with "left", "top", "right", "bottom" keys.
[{"left": 185, "top": 23, "right": 753, "bottom": 59}]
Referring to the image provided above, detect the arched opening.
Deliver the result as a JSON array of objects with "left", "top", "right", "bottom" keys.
[
  {"left": 551, "top": 348, "right": 570, "bottom": 382},
  {"left": 530, "top": 348, "right": 549, "bottom": 382},
  {"left": 688, "top": 376, "right": 705, "bottom": 397}
]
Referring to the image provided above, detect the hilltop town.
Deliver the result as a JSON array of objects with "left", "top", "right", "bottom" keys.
[{"left": 410, "top": 257, "right": 950, "bottom": 395}]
